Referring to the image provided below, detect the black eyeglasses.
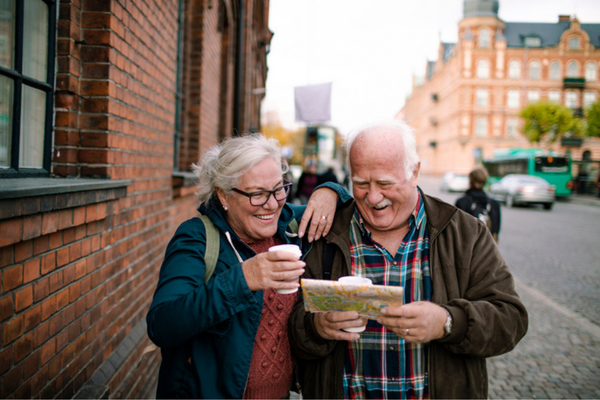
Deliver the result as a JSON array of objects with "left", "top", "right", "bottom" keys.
[{"left": 231, "top": 180, "right": 292, "bottom": 206}]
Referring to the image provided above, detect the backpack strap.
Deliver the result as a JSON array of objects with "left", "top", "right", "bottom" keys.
[
  {"left": 322, "top": 241, "right": 336, "bottom": 280},
  {"left": 198, "top": 215, "right": 220, "bottom": 282}
]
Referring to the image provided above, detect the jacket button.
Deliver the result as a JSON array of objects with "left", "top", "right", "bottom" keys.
[
  {"left": 277, "top": 304, "right": 283, "bottom": 310},
  {"left": 273, "top": 373, "right": 280, "bottom": 379},
  {"left": 262, "top": 362, "right": 268, "bottom": 368},
  {"left": 279, "top": 357, "right": 285, "bottom": 362},
  {"left": 278, "top": 332, "right": 283, "bottom": 338},
  {"left": 268, "top": 320, "right": 275, "bottom": 326},
  {"left": 271, "top": 346, "right": 277, "bottom": 353},
  {"left": 261, "top": 334, "right": 267, "bottom": 340},
  {"left": 269, "top": 294, "right": 274, "bottom": 300},
  {"left": 392, "top": 261, "right": 398, "bottom": 266}
]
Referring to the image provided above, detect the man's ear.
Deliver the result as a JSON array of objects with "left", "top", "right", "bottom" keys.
[{"left": 412, "top": 162, "right": 421, "bottom": 185}]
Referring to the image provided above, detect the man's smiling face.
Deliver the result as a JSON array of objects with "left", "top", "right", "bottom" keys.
[{"left": 350, "top": 130, "right": 419, "bottom": 236}]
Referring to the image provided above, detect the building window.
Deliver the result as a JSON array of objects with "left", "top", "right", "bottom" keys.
[
  {"left": 476, "top": 89, "right": 488, "bottom": 107},
  {"left": 584, "top": 92, "right": 596, "bottom": 108},
  {"left": 569, "top": 37, "right": 580, "bottom": 50},
  {"left": 0, "top": 0, "right": 56, "bottom": 175},
  {"left": 549, "top": 61, "right": 561, "bottom": 80},
  {"left": 508, "top": 60, "right": 521, "bottom": 79},
  {"left": 585, "top": 62, "right": 597, "bottom": 82},
  {"left": 475, "top": 117, "right": 488, "bottom": 137},
  {"left": 507, "top": 118, "right": 519, "bottom": 137},
  {"left": 507, "top": 89, "right": 520, "bottom": 109},
  {"left": 476, "top": 59, "right": 490, "bottom": 79},
  {"left": 567, "top": 61, "right": 579, "bottom": 78},
  {"left": 524, "top": 36, "right": 541, "bottom": 48},
  {"left": 528, "top": 90, "right": 540, "bottom": 103},
  {"left": 479, "top": 28, "right": 490, "bottom": 48},
  {"left": 565, "top": 91, "right": 578, "bottom": 108},
  {"left": 548, "top": 90, "right": 561, "bottom": 103},
  {"left": 529, "top": 60, "right": 541, "bottom": 80}
]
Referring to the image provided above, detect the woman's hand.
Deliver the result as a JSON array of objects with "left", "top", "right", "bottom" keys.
[
  {"left": 299, "top": 187, "right": 338, "bottom": 242},
  {"left": 241, "top": 251, "right": 305, "bottom": 292}
]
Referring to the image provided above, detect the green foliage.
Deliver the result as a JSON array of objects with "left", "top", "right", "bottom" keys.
[
  {"left": 585, "top": 100, "right": 600, "bottom": 138},
  {"left": 519, "top": 101, "right": 583, "bottom": 143},
  {"left": 261, "top": 111, "right": 305, "bottom": 165}
]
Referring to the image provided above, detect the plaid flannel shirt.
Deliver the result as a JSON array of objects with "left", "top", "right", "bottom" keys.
[{"left": 343, "top": 191, "right": 432, "bottom": 399}]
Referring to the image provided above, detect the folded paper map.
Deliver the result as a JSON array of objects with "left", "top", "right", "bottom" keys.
[{"left": 301, "top": 278, "right": 404, "bottom": 319}]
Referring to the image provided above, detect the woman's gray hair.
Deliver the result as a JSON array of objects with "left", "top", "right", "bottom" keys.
[
  {"left": 192, "top": 134, "right": 289, "bottom": 206},
  {"left": 343, "top": 120, "right": 419, "bottom": 181}
]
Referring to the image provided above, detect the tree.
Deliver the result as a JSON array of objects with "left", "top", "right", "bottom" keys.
[
  {"left": 261, "top": 110, "right": 305, "bottom": 165},
  {"left": 519, "top": 101, "right": 583, "bottom": 143},
  {"left": 585, "top": 100, "right": 600, "bottom": 138}
]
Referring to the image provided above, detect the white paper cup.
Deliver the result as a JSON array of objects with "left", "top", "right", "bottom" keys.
[
  {"left": 269, "top": 244, "right": 302, "bottom": 294},
  {"left": 338, "top": 276, "right": 371, "bottom": 332},
  {"left": 338, "top": 276, "right": 373, "bottom": 286}
]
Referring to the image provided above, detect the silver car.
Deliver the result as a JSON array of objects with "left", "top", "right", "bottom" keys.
[
  {"left": 440, "top": 172, "right": 469, "bottom": 193},
  {"left": 489, "top": 174, "right": 555, "bottom": 210}
]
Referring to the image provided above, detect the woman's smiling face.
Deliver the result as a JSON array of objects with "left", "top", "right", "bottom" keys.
[{"left": 217, "top": 158, "right": 285, "bottom": 243}]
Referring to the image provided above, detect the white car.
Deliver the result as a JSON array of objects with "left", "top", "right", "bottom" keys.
[
  {"left": 489, "top": 174, "right": 555, "bottom": 210},
  {"left": 440, "top": 172, "right": 469, "bottom": 193}
]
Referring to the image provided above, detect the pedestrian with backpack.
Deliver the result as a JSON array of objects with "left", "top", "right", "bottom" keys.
[
  {"left": 455, "top": 167, "right": 501, "bottom": 243},
  {"left": 146, "top": 134, "right": 352, "bottom": 399}
]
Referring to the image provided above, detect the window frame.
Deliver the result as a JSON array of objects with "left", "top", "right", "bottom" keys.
[
  {"left": 0, "top": 0, "right": 57, "bottom": 178},
  {"left": 569, "top": 37, "right": 580, "bottom": 50},
  {"left": 565, "top": 91, "right": 578, "bottom": 108},
  {"left": 585, "top": 62, "right": 597, "bottom": 82},
  {"left": 507, "top": 89, "right": 520, "bottom": 109},
  {"left": 529, "top": 60, "right": 541, "bottom": 80},
  {"left": 476, "top": 58, "right": 490, "bottom": 79},
  {"left": 508, "top": 59, "right": 521, "bottom": 80},
  {"left": 549, "top": 61, "right": 561, "bottom": 81},
  {"left": 478, "top": 28, "right": 490, "bottom": 48},
  {"left": 475, "top": 116, "right": 488, "bottom": 137},
  {"left": 475, "top": 88, "right": 488, "bottom": 107},
  {"left": 567, "top": 61, "right": 579, "bottom": 78}
]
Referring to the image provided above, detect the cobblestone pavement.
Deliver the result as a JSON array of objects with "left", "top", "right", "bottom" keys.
[{"left": 487, "top": 279, "right": 600, "bottom": 399}]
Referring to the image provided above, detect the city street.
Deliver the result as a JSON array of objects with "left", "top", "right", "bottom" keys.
[{"left": 418, "top": 175, "right": 600, "bottom": 399}]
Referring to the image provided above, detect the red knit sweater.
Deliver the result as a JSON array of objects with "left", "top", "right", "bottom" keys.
[{"left": 243, "top": 237, "right": 297, "bottom": 399}]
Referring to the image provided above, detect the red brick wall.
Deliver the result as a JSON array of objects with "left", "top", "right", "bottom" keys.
[{"left": 0, "top": 0, "right": 271, "bottom": 398}]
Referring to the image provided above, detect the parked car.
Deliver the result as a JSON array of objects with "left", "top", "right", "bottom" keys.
[
  {"left": 440, "top": 172, "right": 469, "bottom": 193},
  {"left": 489, "top": 174, "right": 555, "bottom": 210}
]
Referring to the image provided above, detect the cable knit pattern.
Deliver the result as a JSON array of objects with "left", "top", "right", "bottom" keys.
[{"left": 243, "top": 237, "right": 296, "bottom": 399}]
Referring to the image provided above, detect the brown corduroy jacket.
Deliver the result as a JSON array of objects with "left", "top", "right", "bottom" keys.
[{"left": 289, "top": 189, "right": 528, "bottom": 399}]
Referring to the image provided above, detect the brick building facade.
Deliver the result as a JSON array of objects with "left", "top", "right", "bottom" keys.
[
  {"left": 0, "top": 0, "right": 271, "bottom": 398},
  {"left": 398, "top": 0, "right": 600, "bottom": 177}
]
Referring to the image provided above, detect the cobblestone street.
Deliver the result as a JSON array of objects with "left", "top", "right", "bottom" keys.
[{"left": 488, "top": 279, "right": 600, "bottom": 399}]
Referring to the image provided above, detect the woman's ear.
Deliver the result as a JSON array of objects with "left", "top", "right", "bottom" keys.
[{"left": 216, "top": 188, "right": 228, "bottom": 209}]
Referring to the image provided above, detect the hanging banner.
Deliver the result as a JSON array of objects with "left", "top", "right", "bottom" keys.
[{"left": 294, "top": 82, "right": 332, "bottom": 124}]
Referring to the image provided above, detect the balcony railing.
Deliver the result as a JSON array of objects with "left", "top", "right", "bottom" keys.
[{"left": 563, "top": 77, "right": 586, "bottom": 88}]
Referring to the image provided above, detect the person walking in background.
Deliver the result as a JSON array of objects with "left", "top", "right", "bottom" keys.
[
  {"left": 318, "top": 164, "right": 339, "bottom": 186},
  {"left": 289, "top": 121, "right": 527, "bottom": 399},
  {"left": 294, "top": 161, "right": 319, "bottom": 204},
  {"left": 455, "top": 167, "right": 501, "bottom": 242},
  {"left": 146, "top": 134, "right": 351, "bottom": 399}
]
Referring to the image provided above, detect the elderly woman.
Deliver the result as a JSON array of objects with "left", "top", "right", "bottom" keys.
[{"left": 146, "top": 134, "right": 351, "bottom": 399}]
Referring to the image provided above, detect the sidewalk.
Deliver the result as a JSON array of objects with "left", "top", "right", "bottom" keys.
[
  {"left": 561, "top": 192, "right": 600, "bottom": 207},
  {"left": 487, "top": 278, "right": 600, "bottom": 399}
]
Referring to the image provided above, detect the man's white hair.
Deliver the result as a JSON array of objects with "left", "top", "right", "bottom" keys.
[{"left": 343, "top": 120, "right": 419, "bottom": 181}]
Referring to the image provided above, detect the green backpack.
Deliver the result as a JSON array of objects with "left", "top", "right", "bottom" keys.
[{"left": 197, "top": 214, "right": 299, "bottom": 282}]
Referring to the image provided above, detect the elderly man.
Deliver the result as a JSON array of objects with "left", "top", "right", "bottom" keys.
[{"left": 289, "top": 120, "right": 528, "bottom": 399}]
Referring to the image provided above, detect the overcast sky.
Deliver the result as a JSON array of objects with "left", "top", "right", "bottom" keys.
[{"left": 262, "top": 0, "right": 600, "bottom": 135}]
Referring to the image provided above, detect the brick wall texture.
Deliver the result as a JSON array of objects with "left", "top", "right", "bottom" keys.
[{"left": 0, "top": 0, "right": 271, "bottom": 398}]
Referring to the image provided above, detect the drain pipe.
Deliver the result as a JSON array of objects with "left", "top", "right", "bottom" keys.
[{"left": 233, "top": 0, "right": 245, "bottom": 136}]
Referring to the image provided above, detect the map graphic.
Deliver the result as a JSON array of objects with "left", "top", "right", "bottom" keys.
[{"left": 301, "top": 278, "right": 404, "bottom": 319}]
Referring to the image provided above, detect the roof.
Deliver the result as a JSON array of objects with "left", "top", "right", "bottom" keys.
[
  {"left": 504, "top": 21, "right": 600, "bottom": 48},
  {"left": 442, "top": 42, "right": 456, "bottom": 62}
]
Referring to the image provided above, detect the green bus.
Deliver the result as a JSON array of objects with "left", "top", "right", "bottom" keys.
[{"left": 482, "top": 148, "right": 573, "bottom": 197}]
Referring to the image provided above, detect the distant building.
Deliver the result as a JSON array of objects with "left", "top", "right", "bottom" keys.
[
  {"left": 398, "top": 0, "right": 600, "bottom": 177},
  {"left": 0, "top": 1, "right": 271, "bottom": 398}
]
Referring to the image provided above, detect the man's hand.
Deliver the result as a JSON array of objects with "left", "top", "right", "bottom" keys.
[
  {"left": 313, "top": 311, "right": 367, "bottom": 341},
  {"left": 377, "top": 302, "right": 447, "bottom": 343},
  {"left": 298, "top": 188, "right": 338, "bottom": 242}
]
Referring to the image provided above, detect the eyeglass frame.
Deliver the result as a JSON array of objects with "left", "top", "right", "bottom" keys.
[{"left": 231, "top": 180, "right": 293, "bottom": 206}]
